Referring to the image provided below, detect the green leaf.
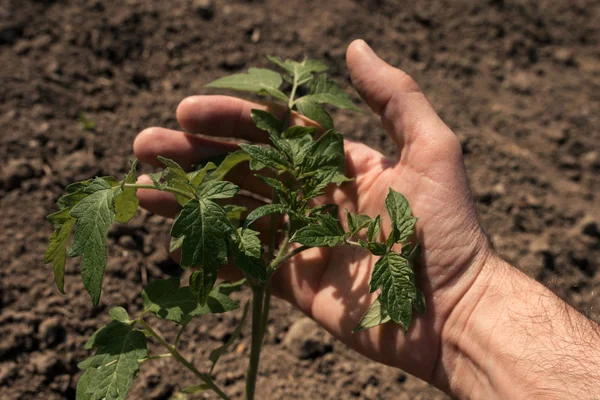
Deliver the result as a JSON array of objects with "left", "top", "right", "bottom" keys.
[
  {"left": 188, "top": 162, "right": 216, "bottom": 188},
  {"left": 232, "top": 228, "right": 266, "bottom": 281},
  {"left": 78, "top": 321, "right": 147, "bottom": 400},
  {"left": 189, "top": 267, "right": 219, "bottom": 306},
  {"left": 295, "top": 99, "right": 333, "bottom": 130},
  {"left": 359, "top": 240, "right": 388, "bottom": 256},
  {"left": 243, "top": 203, "right": 287, "bottom": 230},
  {"left": 385, "top": 189, "right": 417, "bottom": 243},
  {"left": 159, "top": 156, "right": 194, "bottom": 206},
  {"left": 148, "top": 172, "right": 166, "bottom": 190},
  {"left": 206, "top": 151, "right": 251, "bottom": 182},
  {"left": 45, "top": 216, "right": 76, "bottom": 294},
  {"left": 58, "top": 177, "right": 119, "bottom": 210},
  {"left": 215, "top": 279, "right": 246, "bottom": 296},
  {"left": 301, "top": 74, "right": 362, "bottom": 111},
  {"left": 266, "top": 56, "right": 327, "bottom": 83},
  {"left": 205, "top": 68, "right": 286, "bottom": 100},
  {"left": 347, "top": 212, "right": 372, "bottom": 236},
  {"left": 196, "top": 180, "right": 239, "bottom": 200},
  {"left": 251, "top": 109, "right": 281, "bottom": 138},
  {"left": 239, "top": 144, "right": 290, "bottom": 171},
  {"left": 170, "top": 199, "right": 231, "bottom": 268},
  {"left": 353, "top": 295, "right": 391, "bottom": 333},
  {"left": 209, "top": 302, "right": 249, "bottom": 374},
  {"left": 76, "top": 368, "right": 93, "bottom": 400},
  {"left": 282, "top": 125, "right": 317, "bottom": 139},
  {"left": 367, "top": 216, "right": 381, "bottom": 242},
  {"left": 114, "top": 159, "right": 139, "bottom": 223},
  {"left": 290, "top": 214, "right": 345, "bottom": 247},
  {"left": 142, "top": 278, "right": 198, "bottom": 323},
  {"left": 169, "top": 235, "right": 184, "bottom": 253},
  {"left": 68, "top": 178, "right": 116, "bottom": 306},
  {"left": 189, "top": 286, "right": 240, "bottom": 317},
  {"left": 108, "top": 307, "right": 130, "bottom": 324},
  {"left": 369, "top": 252, "right": 418, "bottom": 331},
  {"left": 256, "top": 175, "right": 288, "bottom": 194}
]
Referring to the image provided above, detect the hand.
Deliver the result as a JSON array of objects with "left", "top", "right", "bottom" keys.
[{"left": 132, "top": 40, "right": 495, "bottom": 391}]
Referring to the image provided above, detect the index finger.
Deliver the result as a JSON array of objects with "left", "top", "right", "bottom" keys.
[{"left": 176, "top": 95, "right": 320, "bottom": 142}]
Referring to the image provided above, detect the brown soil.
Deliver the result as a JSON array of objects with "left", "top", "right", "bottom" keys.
[{"left": 1, "top": 0, "right": 598, "bottom": 399}]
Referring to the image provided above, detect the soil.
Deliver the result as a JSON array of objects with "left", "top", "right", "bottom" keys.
[{"left": 0, "top": 0, "right": 598, "bottom": 399}]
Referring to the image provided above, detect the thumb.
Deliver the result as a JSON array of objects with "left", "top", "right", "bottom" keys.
[{"left": 346, "top": 39, "right": 456, "bottom": 151}]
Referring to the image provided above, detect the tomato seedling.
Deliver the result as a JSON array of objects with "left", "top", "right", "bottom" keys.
[{"left": 45, "top": 56, "right": 425, "bottom": 400}]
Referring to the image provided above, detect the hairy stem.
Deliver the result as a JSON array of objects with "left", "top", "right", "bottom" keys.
[
  {"left": 245, "top": 285, "right": 265, "bottom": 400},
  {"left": 123, "top": 183, "right": 194, "bottom": 200},
  {"left": 138, "top": 319, "right": 230, "bottom": 400}
]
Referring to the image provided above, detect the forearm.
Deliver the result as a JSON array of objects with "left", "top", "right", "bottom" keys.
[{"left": 440, "top": 256, "right": 600, "bottom": 399}]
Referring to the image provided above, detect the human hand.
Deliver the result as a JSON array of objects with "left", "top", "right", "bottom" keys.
[{"left": 132, "top": 40, "right": 496, "bottom": 391}]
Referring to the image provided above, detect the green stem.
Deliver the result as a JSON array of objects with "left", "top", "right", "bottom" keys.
[
  {"left": 246, "top": 285, "right": 265, "bottom": 400},
  {"left": 138, "top": 319, "right": 231, "bottom": 400},
  {"left": 271, "top": 245, "right": 310, "bottom": 269},
  {"left": 140, "top": 353, "right": 172, "bottom": 364},
  {"left": 123, "top": 183, "right": 195, "bottom": 200},
  {"left": 174, "top": 320, "right": 190, "bottom": 348}
]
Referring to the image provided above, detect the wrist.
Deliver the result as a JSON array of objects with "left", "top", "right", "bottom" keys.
[{"left": 437, "top": 254, "right": 600, "bottom": 399}]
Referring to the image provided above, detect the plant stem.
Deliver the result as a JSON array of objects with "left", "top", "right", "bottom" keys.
[
  {"left": 245, "top": 285, "right": 265, "bottom": 400},
  {"left": 138, "top": 319, "right": 230, "bottom": 400},
  {"left": 123, "top": 183, "right": 194, "bottom": 200},
  {"left": 272, "top": 245, "right": 310, "bottom": 268},
  {"left": 140, "top": 353, "right": 172, "bottom": 364}
]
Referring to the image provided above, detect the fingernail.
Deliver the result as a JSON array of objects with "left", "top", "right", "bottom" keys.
[{"left": 358, "top": 40, "right": 377, "bottom": 59}]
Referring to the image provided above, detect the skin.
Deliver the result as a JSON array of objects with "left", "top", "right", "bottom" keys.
[{"left": 133, "top": 40, "right": 600, "bottom": 398}]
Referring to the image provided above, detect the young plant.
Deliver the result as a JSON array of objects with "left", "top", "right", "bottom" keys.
[{"left": 45, "top": 55, "right": 425, "bottom": 400}]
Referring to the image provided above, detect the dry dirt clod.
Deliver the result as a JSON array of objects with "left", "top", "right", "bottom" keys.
[{"left": 283, "top": 317, "right": 333, "bottom": 360}]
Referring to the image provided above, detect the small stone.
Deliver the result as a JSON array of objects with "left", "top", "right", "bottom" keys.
[
  {"left": 250, "top": 28, "right": 261, "bottom": 43},
  {"left": 552, "top": 48, "right": 576, "bottom": 66},
  {"left": 193, "top": 0, "right": 215, "bottom": 20},
  {"left": 283, "top": 317, "right": 332, "bottom": 360},
  {"left": 39, "top": 317, "right": 66, "bottom": 347},
  {"left": 30, "top": 351, "right": 60, "bottom": 376},
  {"left": 506, "top": 71, "right": 532, "bottom": 94},
  {"left": 545, "top": 126, "right": 567, "bottom": 144}
]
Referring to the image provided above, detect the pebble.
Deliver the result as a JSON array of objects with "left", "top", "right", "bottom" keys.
[{"left": 283, "top": 317, "right": 332, "bottom": 360}]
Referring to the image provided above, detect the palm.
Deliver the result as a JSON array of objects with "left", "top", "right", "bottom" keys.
[{"left": 133, "top": 40, "right": 491, "bottom": 386}]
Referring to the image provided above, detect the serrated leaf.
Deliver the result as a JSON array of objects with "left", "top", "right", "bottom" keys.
[
  {"left": 239, "top": 143, "right": 290, "bottom": 171},
  {"left": 76, "top": 368, "right": 93, "bottom": 400},
  {"left": 148, "top": 172, "right": 166, "bottom": 190},
  {"left": 142, "top": 278, "right": 198, "bottom": 323},
  {"left": 347, "top": 212, "right": 372, "bottom": 236},
  {"left": 114, "top": 159, "right": 139, "bottom": 223},
  {"left": 243, "top": 203, "right": 287, "bottom": 230},
  {"left": 205, "top": 68, "right": 284, "bottom": 99},
  {"left": 170, "top": 199, "right": 231, "bottom": 269},
  {"left": 256, "top": 175, "right": 288, "bottom": 194},
  {"left": 188, "top": 162, "right": 216, "bottom": 188},
  {"left": 189, "top": 267, "right": 219, "bottom": 306},
  {"left": 232, "top": 228, "right": 266, "bottom": 281},
  {"left": 45, "top": 216, "right": 75, "bottom": 294},
  {"left": 68, "top": 178, "right": 116, "bottom": 306},
  {"left": 196, "top": 180, "right": 239, "bottom": 200},
  {"left": 369, "top": 252, "right": 418, "bottom": 331},
  {"left": 78, "top": 321, "right": 147, "bottom": 400},
  {"left": 367, "top": 216, "right": 381, "bottom": 242},
  {"left": 249, "top": 158, "right": 266, "bottom": 171},
  {"left": 251, "top": 109, "right": 281, "bottom": 138},
  {"left": 291, "top": 214, "right": 345, "bottom": 247},
  {"left": 209, "top": 302, "right": 249, "bottom": 374},
  {"left": 282, "top": 125, "right": 318, "bottom": 139},
  {"left": 266, "top": 56, "right": 328, "bottom": 83},
  {"left": 359, "top": 240, "right": 388, "bottom": 256},
  {"left": 189, "top": 286, "right": 240, "bottom": 317},
  {"left": 206, "top": 151, "right": 251, "bottom": 182},
  {"left": 302, "top": 74, "right": 362, "bottom": 111},
  {"left": 58, "top": 177, "right": 119, "bottom": 209},
  {"left": 385, "top": 189, "right": 417, "bottom": 243},
  {"left": 353, "top": 295, "right": 391, "bottom": 333},
  {"left": 108, "top": 307, "right": 130, "bottom": 323},
  {"left": 225, "top": 204, "right": 247, "bottom": 228},
  {"left": 295, "top": 99, "right": 333, "bottom": 130},
  {"left": 159, "top": 156, "right": 194, "bottom": 206}
]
